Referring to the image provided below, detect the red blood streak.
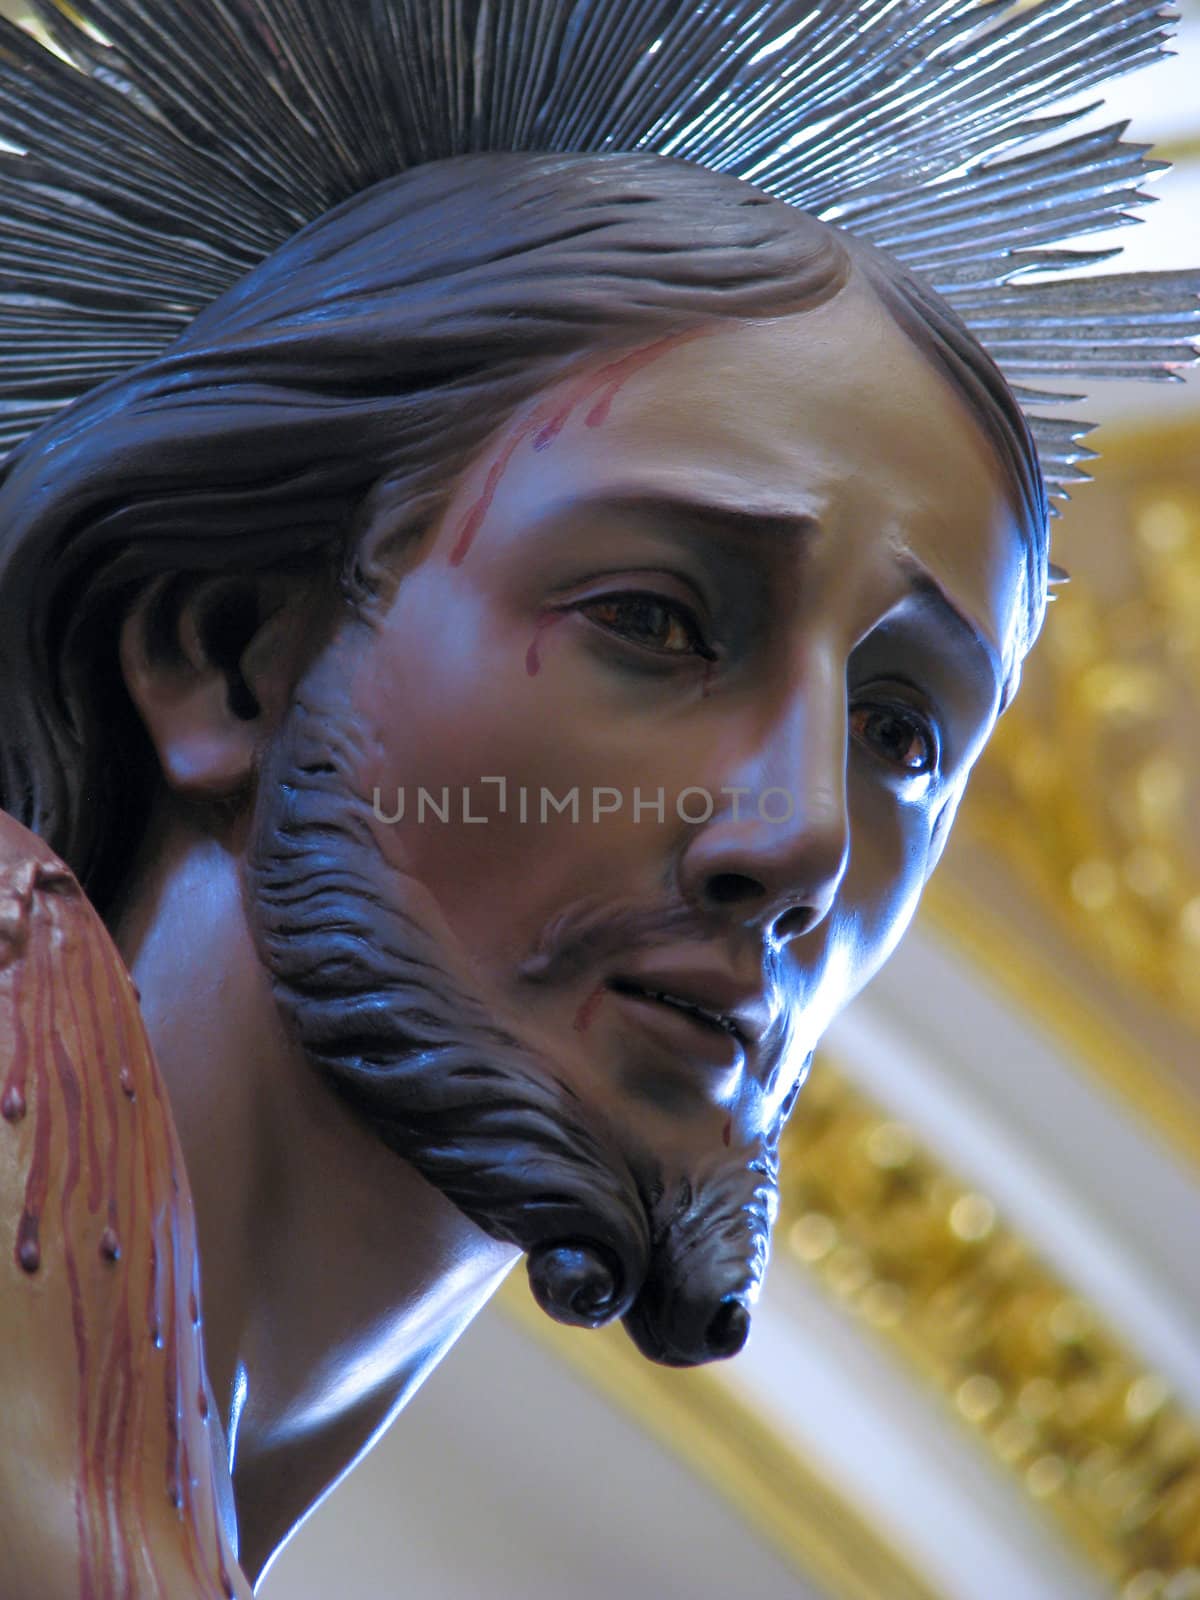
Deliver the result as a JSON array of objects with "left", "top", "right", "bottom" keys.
[
  {"left": 572, "top": 984, "right": 607, "bottom": 1033},
  {"left": 525, "top": 610, "right": 567, "bottom": 676},
  {"left": 16, "top": 935, "right": 52, "bottom": 1274},
  {"left": 51, "top": 977, "right": 98, "bottom": 1600},
  {"left": 449, "top": 456, "right": 508, "bottom": 566},
  {"left": 530, "top": 385, "right": 585, "bottom": 453},
  {"left": 2, "top": 941, "right": 31, "bottom": 1122},
  {"left": 122, "top": 1107, "right": 168, "bottom": 1600},
  {"left": 108, "top": 946, "right": 160, "bottom": 1600},
  {"left": 57, "top": 959, "right": 93, "bottom": 1221},
  {"left": 170, "top": 1239, "right": 208, "bottom": 1598},
  {"left": 449, "top": 402, "right": 548, "bottom": 566},
  {"left": 122, "top": 1326, "right": 160, "bottom": 1587},
  {"left": 78, "top": 935, "right": 105, "bottom": 1213},
  {"left": 450, "top": 330, "right": 705, "bottom": 568},
  {"left": 53, "top": 1037, "right": 84, "bottom": 1219},
  {"left": 141, "top": 1101, "right": 165, "bottom": 1349},
  {"left": 98, "top": 934, "right": 158, "bottom": 1593},
  {"left": 82, "top": 944, "right": 138, "bottom": 1600},
  {"left": 583, "top": 329, "right": 706, "bottom": 431},
  {"left": 197, "top": 1388, "right": 209, "bottom": 1421},
  {"left": 163, "top": 1212, "right": 183, "bottom": 1511},
  {"left": 722, "top": 1119, "right": 733, "bottom": 1147},
  {"left": 584, "top": 393, "right": 615, "bottom": 429},
  {"left": 96, "top": 946, "right": 127, "bottom": 1234},
  {"left": 148, "top": 1232, "right": 162, "bottom": 1350},
  {"left": 96, "top": 1294, "right": 135, "bottom": 1597}
]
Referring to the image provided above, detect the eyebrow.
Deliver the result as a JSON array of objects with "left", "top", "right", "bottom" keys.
[
  {"left": 564, "top": 484, "right": 821, "bottom": 547},
  {"left": 892, "top": 552, "right": 1003, "bottom": 691}
]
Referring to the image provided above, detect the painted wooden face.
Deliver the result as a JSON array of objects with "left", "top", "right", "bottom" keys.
[{"left": 288, "top": 274, "right": 1026, "bottom": 1356}]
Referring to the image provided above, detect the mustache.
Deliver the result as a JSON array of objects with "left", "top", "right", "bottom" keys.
[
  {"left": 516, "top": 892, "right": 720, "bottom": 988},
  {"left": 244, "top": 680, "right": 782, "bottom": 1364}
]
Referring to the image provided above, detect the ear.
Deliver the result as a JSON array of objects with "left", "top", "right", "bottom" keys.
[{"left": 119, "top": 571, "right": 323, "bottom": 801}]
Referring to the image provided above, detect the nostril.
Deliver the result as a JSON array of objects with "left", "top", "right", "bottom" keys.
[
  {"left": 705, "top": 1296, "right": 750, "bottom": 1359},
  {"left": 774, "top": 904, "right": 814, "bottom": 940}
]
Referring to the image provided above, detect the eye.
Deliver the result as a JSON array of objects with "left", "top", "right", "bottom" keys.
[
  {"left": 850, "top": 701, "right": 939, "bottom": 777},
  {"left": 577, "top": 592, "right": 717, "bottom": 661}
]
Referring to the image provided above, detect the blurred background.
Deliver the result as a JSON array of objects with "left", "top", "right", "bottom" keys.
[
  {"left": 4, "top": 1, "right": 1196, "bottom": 1595},
  {"left": 264, "top": 16, "right": 1200, "bottom": 1600}
]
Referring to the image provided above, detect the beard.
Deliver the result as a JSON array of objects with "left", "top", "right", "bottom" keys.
[{"left": 243, "top": 677, "right": 788, "bottom": 1366}]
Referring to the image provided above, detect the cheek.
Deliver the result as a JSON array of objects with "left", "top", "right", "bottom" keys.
[
  {"left": 346, "top": 606, "right": 652, "bottom": 963},
  {"left": 807, "top": 782, "right": 934, "bottom": 1024},
  {"left": 926, "top": 778, "right": 968, "bottom": 874}
]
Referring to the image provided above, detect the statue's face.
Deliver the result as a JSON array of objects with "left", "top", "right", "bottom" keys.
[
  {"left": 344, "top": 274, "right": 1022, "bottom": 1174},
  {"left": 248, "top": 273, "right": 1024, "bottom": 1360}
]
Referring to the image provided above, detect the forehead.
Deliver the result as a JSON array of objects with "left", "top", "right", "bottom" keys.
[{"left": 446, "top": 276, "right": 1026, "bottom": 675}]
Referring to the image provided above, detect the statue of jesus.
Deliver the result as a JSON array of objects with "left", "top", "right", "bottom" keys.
[
  {"left": 0, "top": 150, "right": 1043, "bottom": 1594},
  {"left": 3, "top": 0, "right": 1192, "bottom": 1582}
]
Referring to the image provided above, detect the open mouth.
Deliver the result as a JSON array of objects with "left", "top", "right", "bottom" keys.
[{"left": 607, "top": 978, "right": 746, "bottom": 1046}]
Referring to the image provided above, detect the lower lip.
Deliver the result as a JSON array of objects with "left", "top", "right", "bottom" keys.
[{"left": 606, "top": 986, "right": 745, "bottom": 1070}]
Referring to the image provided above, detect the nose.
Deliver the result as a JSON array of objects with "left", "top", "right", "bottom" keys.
[{"left": 677, "top": 662, "right": 849, "bottom": 943}]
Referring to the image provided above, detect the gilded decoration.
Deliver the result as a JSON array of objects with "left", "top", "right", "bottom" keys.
[
  {"left": 782, "top": 1059, "right": 1200, "bottom": 1598},
  {"left": 930, "top": 415, "right": 1200, "bottom": 1155}
]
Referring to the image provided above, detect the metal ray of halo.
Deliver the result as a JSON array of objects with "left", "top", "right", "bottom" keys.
[{"left": 0, "top": 0, "right": 1197, "bottom": 494}]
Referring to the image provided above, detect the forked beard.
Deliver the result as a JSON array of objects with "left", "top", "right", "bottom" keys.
[{"left": 243, "top": 683, "right": 783, "bottom": 1364}]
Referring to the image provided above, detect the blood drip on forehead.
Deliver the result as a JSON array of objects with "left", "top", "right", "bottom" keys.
[{"left": 448, "top": 329, "right": 706, "bottom": 569}]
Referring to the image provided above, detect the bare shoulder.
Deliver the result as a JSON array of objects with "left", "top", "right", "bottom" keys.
[{"left": 0, "top": 811, "right": 249, "bottom": 1598}]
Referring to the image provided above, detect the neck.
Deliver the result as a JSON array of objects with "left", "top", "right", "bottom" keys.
[{"left": 109, "top": 805, "right": 518, "bottom": 1583}]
